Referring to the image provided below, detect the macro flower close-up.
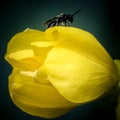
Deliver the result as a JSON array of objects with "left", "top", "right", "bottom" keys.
[{"left": 4, "top": 26, "right": 120, "bottom": 119}]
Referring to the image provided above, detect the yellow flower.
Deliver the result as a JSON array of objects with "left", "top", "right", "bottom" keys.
[{"left": 5, "top": 26, "right": 119, "bottom": 118}]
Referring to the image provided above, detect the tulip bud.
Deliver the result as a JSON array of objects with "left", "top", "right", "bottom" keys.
[{"left": 5, "top": 27, "right": 119, "bottom": 118}]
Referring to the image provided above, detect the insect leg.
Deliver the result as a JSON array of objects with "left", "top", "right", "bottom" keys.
[{"left": 48, "top": 21, "right": 57, "bottom": 27}]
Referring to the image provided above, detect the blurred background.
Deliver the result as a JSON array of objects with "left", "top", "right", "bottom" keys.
[{"left": 0, "top": 0, "right": 119, "bottom": 120}]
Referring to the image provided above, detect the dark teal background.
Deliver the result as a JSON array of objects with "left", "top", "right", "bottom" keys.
[{"left": 0, "top": 0, "right": 119, "bottom": 120}]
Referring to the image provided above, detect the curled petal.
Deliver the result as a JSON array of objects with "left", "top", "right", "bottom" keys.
[
  {"left": 5, "top": 29, "right": 53, "bottom": 70},
  {"left": 45, "top": 27, "right": 115, "bottom": 69},
  {"left": 6, "top": 29, "right": 46, "bottom": 54},
  {"left": 5, "top": 49, "right": 43, "bottom": 71},
  {"left": 9, "top": 69, "right": 79, "bottom": 118},
  {"left": 43, "top": 27, "right": 119, "bottom": 103}
]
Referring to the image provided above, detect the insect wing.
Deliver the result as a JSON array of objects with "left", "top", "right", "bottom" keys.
[{"left": 44, "top": 17, "right": 56, "bottom": 25}]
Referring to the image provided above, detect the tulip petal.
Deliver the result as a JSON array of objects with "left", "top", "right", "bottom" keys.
[
  {"left": 5, "top": 29, "right": 53, "bottom": 70},
  {"left": 6, "top": 28, "right": 46, "bottom": 54},
  {"left": 43, "top": 27, "right": 119, "bottom": 103},
  {"left": 5, "top": 50, "right": 43, "bottom": 71},
  {"left": 45, "top": 27, "right": 115, "bottom": 70},
  {"left": 13, "top": 101, "right": 74, "bottom": 118},
  {"left": 31, "top": 42, "right": 53, "bottom": 57},
  {"left": 9, "top": 69, "right": 79, "bottom": 118}
]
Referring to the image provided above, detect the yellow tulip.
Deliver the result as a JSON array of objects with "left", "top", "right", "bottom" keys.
[{"left": 5, "top": 26, "right": 119, "bottom": 118}]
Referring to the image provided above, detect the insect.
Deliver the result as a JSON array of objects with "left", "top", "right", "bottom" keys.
[{"left": 44, "top": 9, "right": 82, "bottom": 28}]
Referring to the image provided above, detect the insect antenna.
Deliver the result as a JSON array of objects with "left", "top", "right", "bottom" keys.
[{"left": 72, "top": 9, "right": 82, "bottom": 16}]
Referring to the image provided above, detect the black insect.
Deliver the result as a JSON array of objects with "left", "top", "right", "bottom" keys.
[{"left": 44, "top": 9, "right": 81, "bottom": 28}]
